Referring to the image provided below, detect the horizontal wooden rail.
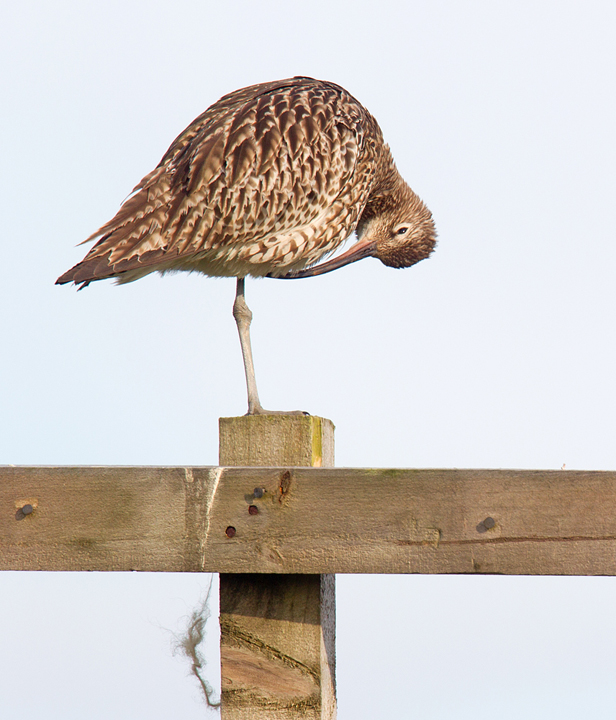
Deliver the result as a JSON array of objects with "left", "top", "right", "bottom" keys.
[{"left": 2, "top": 466, "right": 615, "bottom": 575}]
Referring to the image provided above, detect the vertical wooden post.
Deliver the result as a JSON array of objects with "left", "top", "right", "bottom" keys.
[{"left": 219, "top": 415, "right": 336, "bottom": 719}]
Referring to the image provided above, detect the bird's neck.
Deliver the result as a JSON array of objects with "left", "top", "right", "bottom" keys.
[{"left": 362, "top": 161, "right": 416, "bottom": 222}]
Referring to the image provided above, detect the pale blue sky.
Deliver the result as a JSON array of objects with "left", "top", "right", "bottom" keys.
[{"left": 2, "top": 1, "right": 616, "bottom": 717}]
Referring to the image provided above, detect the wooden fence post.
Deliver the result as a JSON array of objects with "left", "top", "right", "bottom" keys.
[{"left": 218, "top": 415, "right": 336, "bottom": 719}]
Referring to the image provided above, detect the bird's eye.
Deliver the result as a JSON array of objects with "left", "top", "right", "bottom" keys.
[{"left": 395, "top": 225, "right": 410, "bottom": 236}]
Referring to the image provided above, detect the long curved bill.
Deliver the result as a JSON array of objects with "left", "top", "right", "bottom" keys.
[{"left": 270, "top": 239, "right": 377, "bottom": 279}]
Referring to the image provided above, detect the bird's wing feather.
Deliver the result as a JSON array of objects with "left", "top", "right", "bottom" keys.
[{"left": 58, "top": 78, "right": 370, "bottom": 284}]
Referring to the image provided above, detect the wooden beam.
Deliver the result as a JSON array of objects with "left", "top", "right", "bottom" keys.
[
  {"left": 219, "top": 414, "right": 336, "bottom": 720},
  {"left": 2, "top": 466, "right": 616, "bottom": 575}
]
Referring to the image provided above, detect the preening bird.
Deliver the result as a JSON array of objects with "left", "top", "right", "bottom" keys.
[{"left": 57, "top": 77, "right": 436, "bottom": 414}]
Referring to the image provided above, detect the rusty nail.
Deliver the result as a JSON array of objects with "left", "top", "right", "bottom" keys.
[
  {"left": 248, "top": 505, "right": 259, "bottom": 515},
  {"left": 253, "top": 487, "right": 264, "bottom": 499},
  {"left": 15, "top": 504, "right": 34, "bottom": 521},
  {"left": 225, "top": 526, "right": 236, "bottom": 538},
  {"left": 279, "top": 470, "right": 291, "bottom": 502}
]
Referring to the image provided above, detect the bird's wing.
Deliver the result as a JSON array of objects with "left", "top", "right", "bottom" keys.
[{"left": 57, "top": 78, "right": 370, "bottom": 284}]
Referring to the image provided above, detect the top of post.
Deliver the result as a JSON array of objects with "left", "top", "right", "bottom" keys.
[{"left": 219, "top": 415, "right": 335, "bottom": 467}]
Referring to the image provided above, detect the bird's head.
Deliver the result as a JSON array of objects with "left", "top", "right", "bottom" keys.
[{"left": 355, "top": 192, "right": 437, "bottom": 270}]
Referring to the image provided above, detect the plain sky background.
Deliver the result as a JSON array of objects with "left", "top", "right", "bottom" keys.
[{"left": 2, "top": 0, "right": 616, "bottom": 717}]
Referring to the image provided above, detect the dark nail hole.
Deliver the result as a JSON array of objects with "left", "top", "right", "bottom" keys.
[
  {"left": 476, "top": 522, "right": 487, "bottom": 533},
  {"left": 483, "top": 517, "right": 495, "bottom": 529},
  {"left": 225, "top": 526, "right": 236, "bottom": 538},
  {"left": 15, "top": 509, "right": 25, "bottom": 521},
  {"left": 253, "top": 487, "right": 264, "bottom": 499},
  {"left": 248, "top": 505, "right": 259, "bottom": 515}
]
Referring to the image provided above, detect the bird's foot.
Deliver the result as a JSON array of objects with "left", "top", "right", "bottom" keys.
[{"left": 246, "top": 404, "right": 309, "bottom": 416}]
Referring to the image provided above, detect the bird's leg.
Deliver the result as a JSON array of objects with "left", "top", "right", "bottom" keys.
[
  {"left": 233, "top": 277, "right": 264, "bottom": 415},
  {"left": 233, "top": 278, "right": 308, "bottom": 415},
  {"left": 232, "top": 278, "right": 308, "bottom": 416}
]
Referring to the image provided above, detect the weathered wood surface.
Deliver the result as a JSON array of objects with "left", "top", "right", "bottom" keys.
[
  {"left": 219, "top": 415, "right": 335, "bottom": 468},
  {"left": 220, "top": 573, "right": 336, "bottom": 719},
  {"left": 2, "top": 466, "right": 616, "bottom": 575},
  {"left": 219, "top": 413, "right": 336, "bottom": 720}
]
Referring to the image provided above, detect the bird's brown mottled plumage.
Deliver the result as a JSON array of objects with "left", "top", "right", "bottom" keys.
[
  {"left": 57, "top": 77, "right": 437, "bottom": 414},
  {"left": 56, "top": 76, "right": 436, "bottom": 287}
]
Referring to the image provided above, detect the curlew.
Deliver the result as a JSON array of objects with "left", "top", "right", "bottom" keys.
[{"left": 57, "top": 77, "right": 437, "bottom": 414}]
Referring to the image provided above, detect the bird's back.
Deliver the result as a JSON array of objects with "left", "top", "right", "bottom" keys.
[{"left": 57, "top": 77, "right": 386, "bottom": 286}]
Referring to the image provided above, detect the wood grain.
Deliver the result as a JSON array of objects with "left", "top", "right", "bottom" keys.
[
  {"left": 2, "top": 466, "right": 616, "bottom": 575},
  {"left": 219, "top": 413, "right": 336, "bottom": 720},
  {"left": 219, "top": 573, "right": 335, "bottom": 719},
  {"left": 219, "top": 416, "right": 335, "bottom": 468}
]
